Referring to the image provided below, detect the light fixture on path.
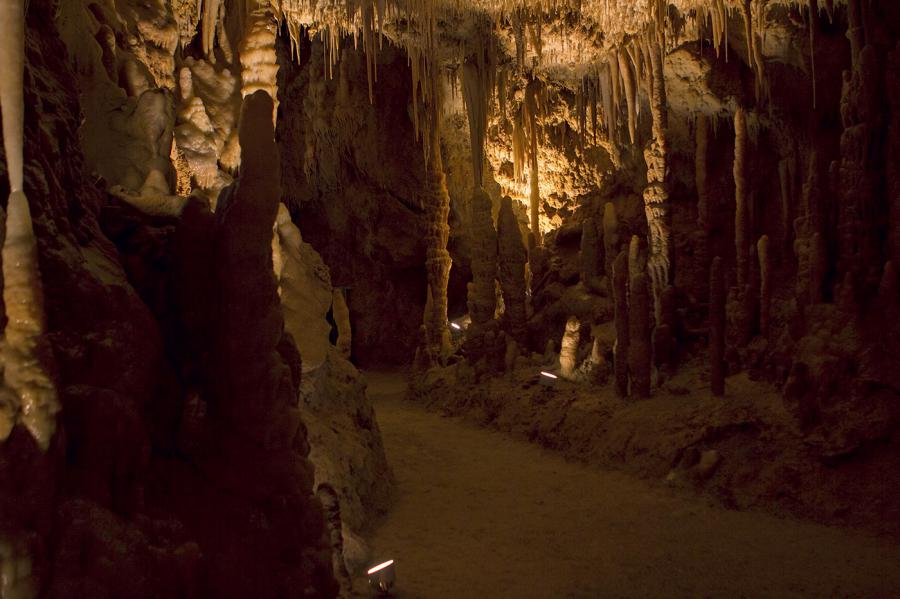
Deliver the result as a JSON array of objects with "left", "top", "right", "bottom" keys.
[
  {"left": 539, "top": 371, "right": 558, "bottom": 387},
  {"left": 367, "top": 559, "right": 395, "bottom": 594}
]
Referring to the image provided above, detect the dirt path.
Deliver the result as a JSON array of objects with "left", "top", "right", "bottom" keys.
[{"left": 363, "top": 372, "right": 900, "bottom": 598}]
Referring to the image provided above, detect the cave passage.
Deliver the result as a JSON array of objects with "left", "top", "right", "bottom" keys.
[{"left": 364, "top": 373, "right": 900, "bottom": 598}]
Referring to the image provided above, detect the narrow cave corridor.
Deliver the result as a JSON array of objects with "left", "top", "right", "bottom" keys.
[{"left": 1, "top": 0, "right": 899, "bottom": 598}]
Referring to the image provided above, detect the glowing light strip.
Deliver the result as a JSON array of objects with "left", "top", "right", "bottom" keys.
[
  {"left": 540, "top": 371, "right": 558, "bottom": 379},
  {"left": 450, "top": 322, "right": 462, "bottom": 330},
  {"left": 367, "top": 560, "right": 394, "bottom": 575}
]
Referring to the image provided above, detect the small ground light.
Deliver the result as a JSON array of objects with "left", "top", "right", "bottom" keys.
[
  {"left": 367, "top": 559, "right": 395, "bottom": 594},
  {"left": 539, "top": 371, "right": 558, "bottom": 387},
  {"left": 450, "top": 322, "right": 462, "bottom": 330}
]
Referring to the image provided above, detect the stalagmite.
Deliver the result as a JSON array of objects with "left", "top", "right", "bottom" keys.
[
  {"left": 809, "top": 232, "right": 827, "bottom": 304},
  {"left": 602, "top": 202, "right": 619, "bottom": 290},
  {"left": 643, "top": 24, "right": 673, "bottom": 319},
  {"left": 422, "top": 91, "right": 453, "bottom": 362},
  {"left": 559, "top": 316, "right": 580, "bottom": 380},
  {"left": 332, "top": 288, "right": 352, "bottom": 359},
  {"left": 758, "top": 235, "right": 771, "bottom": 336},
  {"left": 497, "top": 196, "right": 528, "bottom": 345},
  {"left": 613, "top": 251, "right": 629, "bottom": 397},
  {"left": 580, "top": 216, "right": 601, "bottom": 292},
  {"left": 836, "top": 0, "right": 881, "bottom": 288},
  {"left": 709, "top": 257, "right": 726, "bottom": 396},
  {"left": 779, "top": 159, "right": 793, "bottom": 259},
  {"left": 0, "top": 0, "right": 59, "bottom": 450},
  {"left": 628, "top": 272, "right": 652, "bottom": 398},
  {"left": 467, "top": 187, "right": 499, "bottom": 337},
  {"left": 695, "top": 115, "right": 710, "bottom": 277},
  {"left": 734, "top": 107, "right": 750, "bottom": 288},
  {"left": 653, "top": 285, "right": 676, "bottom": 378}
]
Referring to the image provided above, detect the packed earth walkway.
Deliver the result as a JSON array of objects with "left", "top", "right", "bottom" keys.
[{"left": 363, "top": 372, "right": 900, "bottom": 599}]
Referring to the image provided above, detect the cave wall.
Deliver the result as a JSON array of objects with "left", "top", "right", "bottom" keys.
[{"left": 278, "top": 38, "right": 433, "bottom": 367}]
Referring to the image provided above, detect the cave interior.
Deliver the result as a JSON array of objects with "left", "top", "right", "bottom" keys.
[{"left": 1, "top": 0, "right": 900, "bottom": 597}]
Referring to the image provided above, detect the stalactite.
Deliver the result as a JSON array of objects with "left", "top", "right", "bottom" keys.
[
  {"left": 628, "top": 271, "right": 651, "bottom": 398},
  {"left": 612, "top": 250, "right": 629, "bottom": 398},
  {"left": 497, "top": 196, "right": 528, "bottom": 346},
  {"left": 461, "top": 57, "right": 490, "bottom": 189},
  {"left": 467, "top": 187, "right": 498, "bottom": 334},
  {"left": 0, "top": 0, "right": 58, "bottom": 450},
  {"left": 709, "top": 257, "right": 726, "bottom": 396},
  {"left": 609, "top": 49, "right": 621, "bottom": 141},
  {"left": 332, "top": 288, "right": 352, "bottom": 359},
  {"left": 617, "top": 47, "right": 637, "bottom": 145},
  {"left": 525, "top": 79, "right": 542, "bottom": 246},
  {"left": 734, "top": 107, "right": 750, "bottom": 288},
  {"left": 559, "top": 316, "right": 580, "bottom": 380},
  {"left": 580, "top": 216, "right": 601, "bottom": 292},
  {"left": 643, "top": 23, "right": 673, "bottom": 322},
  {"left": 239, "top": 4, "right": 279, "bottom": 121}
]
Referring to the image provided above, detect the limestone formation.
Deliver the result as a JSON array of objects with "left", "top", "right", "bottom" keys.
[
  {"left": 612, "top": 251, "right": 629, "bottom": 397},
  {"left": 468, "top": 187, "right": 499, "bottom": 331},
  {"left": 580, "top": 216, "right": 602, "bottom": 292},
  {"left": 628, "top": 272, "right": 652, "bottom": 398},
  {"left": 498, "top": 196, "right": 528, "bottom": 345},
  {"left": 0, "top": 0, "right": 58, "bottom": 450},
  {"left": 423, "top": 101, "right": 453, "bottom": 362},
  {"left": 642, "top": 22, "right": 673, "bottom": 318},
  {"left": 602, "top": 202, "right": 619, "bottom": 288},
  {"left": 758, "top": 235, "right": 772, "bottom": 336},
  {"left": 332, "top": 288, "right": 352, "bottom": 359},
  {"left": 559, "top": 316, "right": 580, "bottom": 380},
  {"left": 734, "top": 107, "right": 750, "bottom": 288},
  {"left": 710, "top": 257, "right": 726, "bottom": 396}
]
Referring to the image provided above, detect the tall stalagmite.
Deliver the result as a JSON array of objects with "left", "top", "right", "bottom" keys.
[
  {"left": 497, "top": 196, "right": 528, "bottom": 345},
  {"left": 835, "top": 0, "right": 884, "bottom": 290},
  {"left": 580, "top": 216, "right": 601, "bottom": 291},
  {"left": 628, "top": 272, "right": 652, "bottom": 398},
  {"left": 422, "top": 95, "right": 453, "bottom": 362},
  {"left": 642, "top": 25, "right": 673, "bottom": 317},
  {"left": 0, "top": 0, "right": 58, "bottom": 450},
  {"left": 613, "top": 251, "right": 629, "bottom": 397},
  {"left": 734, "top": 107, "right": 750, "bottom": 288},
  {"left": 710, "top": 256, "right": 726, "bottom": 396},
  {"left": 468, "top": 188, "right": 498, "bottom": 332},
  {"left": 758, "top": 235, "right": 772, "bottom": 336}
]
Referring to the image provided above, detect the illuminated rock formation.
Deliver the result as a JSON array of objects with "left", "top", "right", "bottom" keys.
[
  {"left": 497, "top": 196, "right": 528, "bottom": 345},
  {"left": 0, "top": 0, "right": 58, "bottom": 451},
  {"left": 559, "top": 316, "right": 580, "bottom": 380}
]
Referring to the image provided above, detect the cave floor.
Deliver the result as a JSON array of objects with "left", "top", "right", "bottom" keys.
[{"left": 359, "top": 372, "right": 900, "bottom": 598}]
